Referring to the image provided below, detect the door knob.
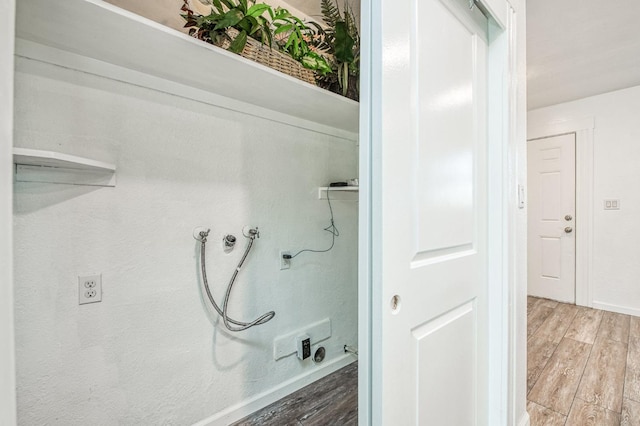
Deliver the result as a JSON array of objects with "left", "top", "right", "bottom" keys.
[
  {"left": 565, "top": 215, "right": 573, "bottom": 221},
  {"left": 564, "top": 227, "right": 573, "bottom": 233}
]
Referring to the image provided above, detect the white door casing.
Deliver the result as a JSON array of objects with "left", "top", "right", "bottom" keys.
[
  {"left": 1, "top": 0, "right": 17, "bottom": 424},
  {"left": 371, "top": 0, "right": 497, "bottom": 422},
  {"left": 527, "top": 134, "right": 576, "bottom": 303}
]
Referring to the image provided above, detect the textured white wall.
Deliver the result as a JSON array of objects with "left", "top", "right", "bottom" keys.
[
  {"left": 1, "top": 0, "right": 17, "bottom": 424},
  {"left": 528, "top": 84, "right": 640, "bottom": 315},
  {"left": 13, "top": 58, "right": 358, "bottom": 425}
]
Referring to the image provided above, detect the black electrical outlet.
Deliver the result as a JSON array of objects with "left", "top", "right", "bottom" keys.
[{"left": 302, "top": 338, "right": 311, "bottom": 360}]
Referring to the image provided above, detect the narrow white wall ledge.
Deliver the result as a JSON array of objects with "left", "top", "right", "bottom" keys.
[
  {"left": 13, "top": 148, "right": 116, "bottom": 171},
  {"left": 317, "top": 186, "right": 359, "bottom": 200},
  {"left": 13, "top": 148, "right": 116, "bottom": 187}
]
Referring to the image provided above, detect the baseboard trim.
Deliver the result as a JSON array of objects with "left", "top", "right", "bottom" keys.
[
  {"left": 592, "top": 301, "right": 640, "bottom": 317},
  {"left": 518, "top": 411, "right": 531, "bottom": 426},
  {"left": 192, "top": 354, "right": 356, "bottom": 426}
]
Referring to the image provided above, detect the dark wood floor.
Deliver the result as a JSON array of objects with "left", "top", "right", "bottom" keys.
[
  {"left": 232, "top": 361, "right": 358, "bottom": 426},
  {"left": 528, "top": 296, "right": 640, "bottom": 425}
]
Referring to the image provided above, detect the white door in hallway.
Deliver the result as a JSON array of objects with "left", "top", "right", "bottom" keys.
[
  {"left": 527, "top": 133, "right": 576, "bottom": 303},
  {"left": 373, "top": 0, "right": 490, "bottom": 423}
]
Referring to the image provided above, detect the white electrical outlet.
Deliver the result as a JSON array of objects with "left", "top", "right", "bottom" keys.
[
  {"left": 79, "top": 274, "right": 102, "bottom": 305},
  {"left": 280, "top": 251, "right": 291, "bottom": 270}
]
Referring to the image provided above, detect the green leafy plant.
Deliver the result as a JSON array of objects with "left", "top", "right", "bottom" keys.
[
  {"left": 311, "top": 0, "right": 360, "bottom": 100},
  {"left": 182, "top": 1, "right": 331, "bottom": 75},
  {"left": 181, "top": 0, "right": 272, "bottom": 54},
  {"left": 271, "top": 7, "right": 332, "bottom": 75}
]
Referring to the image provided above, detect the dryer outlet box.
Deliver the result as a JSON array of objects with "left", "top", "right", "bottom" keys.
[{"left": 297, "top": 334, "right": 311, "bottom": 360}]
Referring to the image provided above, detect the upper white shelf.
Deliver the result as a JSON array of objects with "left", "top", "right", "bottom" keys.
[
  {"left": 15, "top": 0, "right": 359, "bottom": 135},
  {"left": 13, "top": 148, "right": 116, "bottom": 171},
  {"left": 13, "top": 148, "right": 117, "bottom": 187}
]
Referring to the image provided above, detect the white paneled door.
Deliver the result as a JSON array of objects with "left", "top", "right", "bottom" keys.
[
  {"left": 375, "top": 0, "right": 490, "bottom": 423},
  {"left": 527, "top": 133, "right": 576, "bottom": 303}
]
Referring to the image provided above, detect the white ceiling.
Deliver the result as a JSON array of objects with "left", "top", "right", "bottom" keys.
[{"left": 527, "top": 0, "right": 640, "bottom": 110}]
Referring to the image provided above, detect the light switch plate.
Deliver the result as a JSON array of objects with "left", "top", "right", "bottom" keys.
[
  {"left": 518, "top": 184, "right": 525, "bottom": 209},
  {"left": 604, "top": 199, "right": 620, "bottom": 210}
]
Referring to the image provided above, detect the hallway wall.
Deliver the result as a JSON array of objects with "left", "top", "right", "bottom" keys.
[
  {"left": 13, "top": 56, "right": 358, "bottom": 425},
  {"left": 528, "top": 84, "right": 640, "bottom": 315}
]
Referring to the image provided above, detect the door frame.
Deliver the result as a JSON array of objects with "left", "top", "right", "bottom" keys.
[
  {"left": 359, "top": 0, "right": 527, "bottom": 425},
  {"left": 0, "top": 0, "right": 17, "bottom": 424},
  {"left": 527, "top": 117, "right": 595, "bottom": 308}
]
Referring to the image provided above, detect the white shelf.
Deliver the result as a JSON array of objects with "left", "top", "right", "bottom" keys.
[
  {"left": 318, "top": 186, "right": 359, "bottom": 200},
  {"left": 13, "top": 148, "right": 115, "bottom": 171},
  {"left": 13, "top": 148, "right": 116, "bottom": 186},
  {"left": 15, "top": 0, "right": 359, "bottom": 136},
  {"left": 318, "top": 186, "right": 360, "bottom": 192}
]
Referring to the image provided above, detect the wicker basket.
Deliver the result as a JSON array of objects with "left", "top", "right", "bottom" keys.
[{"left": 219, "top": 28, "right": 317, "bottom": 85}]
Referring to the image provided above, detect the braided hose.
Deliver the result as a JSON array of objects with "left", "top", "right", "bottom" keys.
[{"left": 199, "top": 230, "right": 275, "bottom": 332}]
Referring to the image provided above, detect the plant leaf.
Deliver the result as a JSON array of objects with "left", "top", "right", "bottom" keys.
[
  {"left": 211, "top": 0, "right": 224, "bottom": 13},
  {"left": 213, "top": 9, "right": 244, "bottom": 30},
  {"left": 342, "top": 62, "right": 349, "bottom": 95},
  {"left": 334, "top": 21, "right": 354, "bottom": 63},
  {"left": 219, "top": 0, "right": 236, "bottom": 9},
  {"left": 228, "top": 29, "right": 248, "bottom": 53},
  {"left": 284, "top": 31, "right": 297, "bottom": 49},
  {"left": 320, "top": 0, "right": 341, "bottom": 28},
  {"left": 301, "top": 52, "right": 332, "bottom": 74},
  {"left": 236, "top": 17, "right": 252, "bottom": 33},
  {"left": 246, "top": 3, "right": 270, "bottom": 17},
  {"left": 274, "top": 23, "right": 293, "bottom": 35},
  {"left": 246, "top": 18, "right": 262, "bottom": 35},
  {"left": 272, "top": 7, "right": 291, "bottom": 20}
]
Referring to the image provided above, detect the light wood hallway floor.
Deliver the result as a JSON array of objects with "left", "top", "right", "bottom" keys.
[{"left": 528, "top": 296, "right": 640, "bottom": 425}]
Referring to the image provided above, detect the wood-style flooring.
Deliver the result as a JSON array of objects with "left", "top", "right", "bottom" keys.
[
  {"left": 232, "top": 361, "right": 357, "bottom": 425},
  {"left": 528, "top": 296, "right": 640, "bottom": 425},
  {"left": 232, "top": 298, "right": 639, "bottom": 426}
]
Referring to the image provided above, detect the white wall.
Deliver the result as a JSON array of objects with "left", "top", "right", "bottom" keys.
[
  {"left": 1, "top": 0, "right": 17, "bottom": 424},
  {"left": 528, "top": 84, "right": 640, "bottom": 315},
  {"left": 13, "top": 56, "right": 358, "bottom": 425}
]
